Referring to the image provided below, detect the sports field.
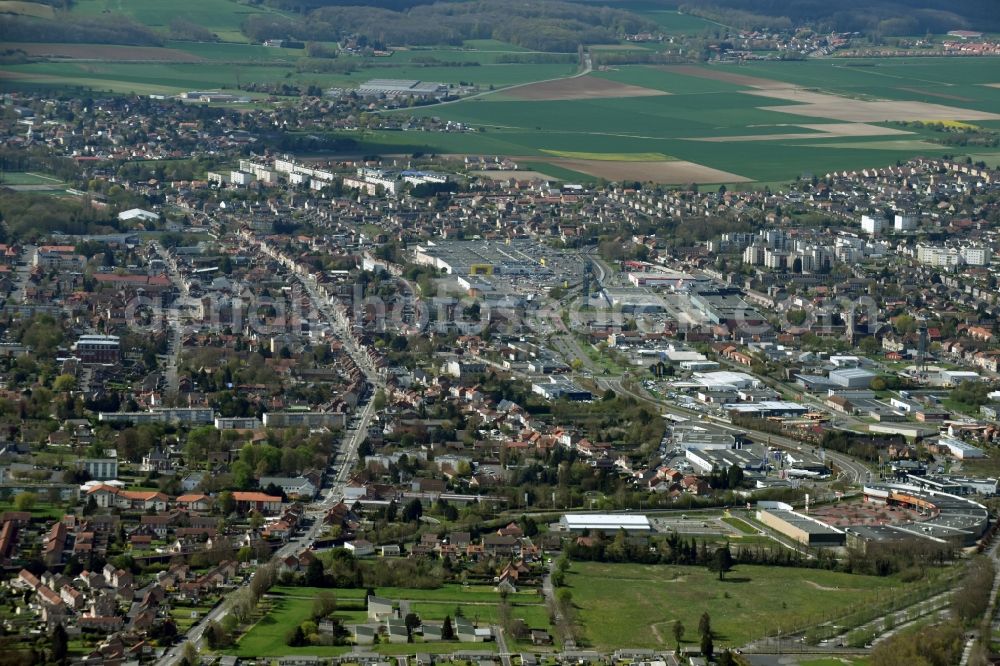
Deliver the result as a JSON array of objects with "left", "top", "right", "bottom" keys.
[
  {"left": 567, "top": 562, "right": 924, "bottom": 650},
  {"left": 0, "top": 171, "right": 68, "bottom": 194}
]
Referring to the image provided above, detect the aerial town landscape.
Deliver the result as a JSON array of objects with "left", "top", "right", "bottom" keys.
[{"left": 3, "top": 0, "right": 1000, "bottom": 666}]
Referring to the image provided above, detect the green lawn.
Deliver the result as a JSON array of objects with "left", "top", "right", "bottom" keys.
[
  {"left": 721, "top": 515, "right": 757, "bottom": 535},
  {"left": 407, "top": 600, "right": 549, "bottom": 628},
  {"left": 231, "top": 586, "right": 523, "bottom": 657},
  {"left": 568, "top": 562, "right": 919, "bottom": 650},
  {"left": 170, "top": 603, "right": 217, "bottom": 631},
  {"left": 272, "top": 584, "right": 539, "bottom": 604},
  {"left": 230, "top": 592, "right": 354, "bottom": 657},
  {"left": 0, "top": 500, "right": 70, "bottom": 521}
]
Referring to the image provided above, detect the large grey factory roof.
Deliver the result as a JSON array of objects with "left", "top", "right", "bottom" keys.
[{"left": 765, "top": 509, "right": 845, "bottom": 535}]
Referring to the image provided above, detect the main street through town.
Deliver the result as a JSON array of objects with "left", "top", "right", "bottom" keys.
[{"left": 157, "top": 252, "right": 385, "bottom": 666}]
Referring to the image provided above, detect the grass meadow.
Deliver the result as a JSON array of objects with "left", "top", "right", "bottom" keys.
[
  {"left": 567, "top": 562, "right": 925, "bottom": 650},
  {"left": 228, "top": 584, "right": 537, "bottom": 657}
]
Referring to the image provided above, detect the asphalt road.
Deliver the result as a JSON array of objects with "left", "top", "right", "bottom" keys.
[{"left": 156, "top": 246, "right": 385, "bottom": 666}]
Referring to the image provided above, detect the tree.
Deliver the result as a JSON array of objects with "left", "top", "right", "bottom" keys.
[
  {"left": 249, "top": 511, "right": 264, "bottom": 531},
  {"left": 859, "top": 336, "right": 880, "bottom": 355},
  {"left": 717, "top": 649, "right": 736, "bottom": 666},
  {"left": 698, "top": 612, "right": 711, "bottom": 638},
  {"left": 700, "top": 631, "right": 714, "bottom": 660},
  {"left": 286, "top": 625, "right": 306, "bottom": 647},
  {"left": 53, "top": 374, "right": 77, "bottom": 392},
  {"left": 204, "top": 620, "right": 222, "bottom": 648},
  {"left": 305, "top": 558, "right": 326, "bottom": 587},
  {"left": 13, "top": 492, "right": 36, "bottom": 512},
  {"left": 671, "top": 619, "right": 684, "bottom": 651},
  {"left": 181, "top": 641, "right": 198, "bottom": 666},
  {"left": 312, "top": 590, "right": 337, "bottom": 620},
  {"left": 402, "top": 498, "right": 423, "bottom": 522},
  {"left": 51, "top": 624, "right": 68, "bottom": 665},
  {"left": 442, "top": 615, "right": 455, "bottom": 640},
  {"left": 405, "top": 612, "right": 421, "bottom": 634},
  {"left": 709, "top": 545, "right": 734, "bottom": 581},
  {"left": 218, "top": 491, "right": 235, "bottom": 515}
]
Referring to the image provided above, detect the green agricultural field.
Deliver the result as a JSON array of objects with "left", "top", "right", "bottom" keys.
[
  {"left": 462, "top": 39, "right": 533, "bottom": 52},
  {"left": 540, "top": 150, "right": 675, "bottom": 161},
  {"left": 567, "top": 562, "right": 923, "bottom": 650},
  {"left": 738, "top": 57, "right": 1000, "bottom": 89},
  {"left": 343, "top": 62, "right": 577, "bottom": 88},
  {"left": 0, "top": 61, "right": 286, "bottom": 96},
  {"left": 591, "top": 66, "right": 750, "bottom": 94},
  {"left": 0, "top": 57, "right": 575, "bottom": 97},
  {"left": 69, "top": 0, "right": 289, "bottom": 42},
  {"left": 965, "top": 152, "right": 1000, "bottom": 168},
  {"left": 637, "top": 9, "right": 727, "bottom": 34},
  {"left": 327, "top": 124, "right": 950, "bottom": 184},
  {"left": 167, "top": 41, "right": 305, "bottom": 63},
  {"left": 382, "top": 47, "right": 559, "bottom": 65},
  {"left": 386, "top": 58, "right": 999, "bottom": 182},
  {"left": 0, "top": 1, "right": 54, "bottom": 18},
  {"left": 518, "top": 161, "right": 594, "bottom": 182}
]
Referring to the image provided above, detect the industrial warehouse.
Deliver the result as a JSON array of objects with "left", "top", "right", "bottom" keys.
[
  {"left": 558, "top": 514, "right": 653, "bottom": 535},
  {"left": 756, "top": 505, "right": 846, "bottom": 547},
  {"left": 755, "top": 485, "right": 989, "bottom": 551}
]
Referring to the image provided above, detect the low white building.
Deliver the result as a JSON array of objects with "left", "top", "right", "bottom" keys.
[
  {"left": 938, "top": 436, "right": 985, "bottom": 459},
  {"left": 558, "top": 513, "right": 652, "bottom": 534},
  {"left": 117, "top": 208, "right": 158, "bottom": 223}
]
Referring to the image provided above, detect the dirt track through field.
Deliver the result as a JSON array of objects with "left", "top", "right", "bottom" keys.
[
  {"left": 691, "top": 122, "right": 913, "bottom": 142},
  {"left": 895, "top": 86, "right": 975, "bottom": 102},
  {"left": 8, "top": 43, "right": 205, "bottom": 62},
  {"left": 543, "top": 157, "right": 749, "bottom": 183},
  {"left": 746, "top": 88, "right": 1000, "bottom": 122},
  {"left": 503, "top": 76, "right": 668, "bottom": 100},
  {"left": 666, "top": 65, "right": 1000, "bottom": 123},
  {"left": 657, "top": 65, "right": 794, "bottom": 89}
]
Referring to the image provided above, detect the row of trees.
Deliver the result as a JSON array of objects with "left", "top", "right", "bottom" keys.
[
  {"left": 284, "top": 548, "right": 448, "bottom": 589},
  {"left": 243, "top": 0, "right": 657, "bottom": 52},
  {"left": 870, "top": 618, "right": 966, "bottom": 666},
  {"left": 561, "top": 528, "right": 951, "bottom": 577},
  {"left": 202, "top": 562, "right": 278, "bottom": 649},
  {"left": 0, "top": 14, "right": 163, "bottom": 46}
]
